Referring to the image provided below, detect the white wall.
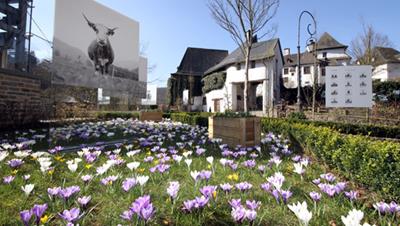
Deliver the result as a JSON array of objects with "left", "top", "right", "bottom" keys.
[
  {"left": 373, "top": 63, "right": 400, "bottom": 81},
  {"left": 139, "top": 56, "right": 148, "bottom": 83},
  {"left": 316, "top": 48, "right": 350, "bottom": 62},
  {"left": 141, "top": 84, "right": 157, "bottom": 105}
]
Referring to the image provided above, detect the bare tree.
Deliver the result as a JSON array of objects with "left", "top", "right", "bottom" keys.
[
  {"left": 350, "top": 23, "right": 393, "bottom": 65},
  {"left": 208, "top": 0, "right": 279, "bottom": 112}
]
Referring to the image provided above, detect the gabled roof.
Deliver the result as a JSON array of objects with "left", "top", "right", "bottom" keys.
[
  {"left": 372, "top": 47, "right": 400, "bottom": 65},
  {"left": 284, "top": 52, "right": 315, "bottom": 67},
  {"left": 173, "top": 48, "right": 228, "bottom": 76},
  {"left": 316, "top": 32, "right": 347, "bottom": 51},
  {"left": 205, "top": 38, "right": 280, "bottom": 75}
]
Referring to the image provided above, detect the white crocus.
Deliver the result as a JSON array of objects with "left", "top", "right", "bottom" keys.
[
  {"left": 184, "top": 159, "right": 192, "bottom": 168},
  {"left": 206, "top": 156, "right": 214, "bottom": 165},
  {"left": 0, "top": 151, "right": 9, "bottom": 162},
  {"left": 288, "top": 201, "right": 312, "bottom": 226},
  {"left": 293, "top": 163, "right": 305, "bottom": 175},
  {"left": 136, "top": 175, "right": 149, "bottom": 186},
  {"left": 127, "top": 162, "right": 140, "bottom": 171},
  {"left": 190, "top": 170, "right": 200, "bottom": 181},
  {"left": 219, "top": 158, "right": 227, "bottom": 166},
  {"left": 21, "top": 184, "right": 35, "bottom": 196},
  {"left": 14, "top": 151, "right": 30, "bottom": 158},
  {"left": 174, "top": 155, "right": 183, "bottom": 163},
  {"left": 341, "top": 209, "right": 375, "bottom": 226},
  {"left": 67, "top": 162, "right": 78, "bottom": 172}
]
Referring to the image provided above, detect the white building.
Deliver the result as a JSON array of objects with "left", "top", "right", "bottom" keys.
[
  {"left": 141, "top": 84, "right": 157, "bottom": 106},
  {"left": 370, "top": 47, "right": 400, "bottom": 81},
  {"left": 203, "top": 38, "right": 283, "bottom": 115},
  {"left": 282, "top": 32, "right": 351, "bottom": 89}
]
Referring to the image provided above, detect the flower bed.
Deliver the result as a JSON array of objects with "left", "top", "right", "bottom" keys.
[{"left": 0, "top": 119, "right": 398, "bottom": 225}]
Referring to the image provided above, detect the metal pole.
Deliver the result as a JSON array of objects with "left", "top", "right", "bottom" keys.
[
  {"left": 297, "top": 10, "right": 317, "bottom": 112},
  {"left": 27, "top": 0, "right": 33, "bottom": 73}
]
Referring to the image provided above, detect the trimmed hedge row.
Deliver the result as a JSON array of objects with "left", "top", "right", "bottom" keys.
[
  {"left": 261, "top": 117, "right": 400, "bottom": 200},
  {"left": 95, "top": 111, "right": 139, "bottom": 120},
  {"left": 286, "top": 118, "right": 400, "bottom": 139},
  {"left": 170, "top": 113, "right": 211, "bottom": 128}
]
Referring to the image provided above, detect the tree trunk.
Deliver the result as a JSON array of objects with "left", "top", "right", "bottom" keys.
[{"left": 244, "top": 44, "right": 252, "bottom": 113}]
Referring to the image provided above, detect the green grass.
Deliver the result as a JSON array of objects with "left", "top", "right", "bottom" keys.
[{"left": 0, "top": 121, "right": 397, "bottom": 225}]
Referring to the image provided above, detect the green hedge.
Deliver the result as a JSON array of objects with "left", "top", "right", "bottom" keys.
[
  {"left": 261, "top": 117, "right": 400, "bottom": 200},
  {"left": 284, "top": 118, "right": 400, "bottom": 139},
  {"left": 170, "top": 113, "right": 211, "bottom": 127},
  {"left": 95, "top": 111, "right": 139, "bottom": 120}
]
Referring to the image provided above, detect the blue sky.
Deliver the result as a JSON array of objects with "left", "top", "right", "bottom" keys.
[{"left": 31, "top": 0, "right": 400, "bottom": 87}]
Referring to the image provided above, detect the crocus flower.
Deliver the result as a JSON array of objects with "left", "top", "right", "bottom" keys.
[
  {"left": 267, "top": 172, "right": 285, "bottom": 190},
  {"left": 78, "top": 196, "right": 91, "bottom": 208},
  {"left": 167, "top": 181, "right": 180, "bottom": 199},
  {"left": 48, "top": 187, "right": 61, "bottom": 197},
  {"left": 21, "top": 184, "right": 35, "bottom": 196},
  {"left": 235, "top": 182, "right": 253, "bottom": 192},
  {"left": 309, "top": 192, "right": 321, "bottom": 202},
  {"left": 130, "top": 195, "right": 155, "bottom": 222},
  {"left": 281, "top": 190, "right": 293, "bottom": 204},
  {"left": 20, "top": 210, "right": 33, "bottom": 226},
  {"left": 288, "top": 201, "right": 312, "bottom": 226},
  {"left": 344, "top": 191, "right": 358, "bottom": 201},
  {"left": 389, "top": 201, "right": 400, "bottom": 213},
  {"left": 293, "top": 163, "right": 305, "bottom": 175},
  {"left": 245, "top": 209, "right": 257, "bottom": 222},
  {"left": 229, "top": 199, "right": 242, "bottom": 208},
  {"left": 32, "top": 204, "right": 48, "bottom": 225},
  {"left": 246, "top": 200, "right": 261, "bottom": 210},
  {"left": 7, "top": 159, "right": 24, "bottom": 168},
  {"left": 341, "top": 209, "right": 372, "bottom": 226},
  {"left": 136, "top": 175, "right": 149, "bottom": 186},
  {"left": 59, "top": 208, "right": 81, "bottom": 223},
  {"left": 122, "top": 178, "right": 137, "bottom": 192},
  {"left": 81, "top": 175, "right": 93, "bottom": 183},
  {"left": 373, "top": 201, "right": 390, "bottom": 214},
  {"left": 231, "top": 206, "right": 246, "bottom": 223},
  {"left": 200, "top": 185, "right": 217, "bottom": 199},
  {"left": 190, "top": 171, "right": 200, "bottom": 181},
  {"left": 206, "top": 156, "right": 214, "bottom": 164},
  {"left": 184, "top": 159, "right": 192, "bottom": 169},
  {"left": 220, "top": 183, "right": 233, "bottom": 193},
  {"left": 320, "top": 173, "right": 336, "bottom": 182},
  {"left": 120, "top": 210, "right": 133, "bottom": 221},
  {"left": 126, "top": 161, "right": 140, "bottom": 171},
  {"left": 3, "top": 175, "right": 15, "bottom": 184},
  {"left": 260, "top": 183, "right": 272, "bottom": 192}
]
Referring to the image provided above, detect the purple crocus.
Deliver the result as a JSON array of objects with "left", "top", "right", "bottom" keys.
[
  {"left": 199, "top": 170, "right": 212, "bottom": 181},
  {"left": 32, "top": 203, "right": 48, "bottom": 224},
  {"left": 167, "top": 181, "right": 180, "bottom": 199},
  {"left": 280, "top": 190, "right": 292, "bottom": 204},
  {"left": 78, "top": 196, "right": 91, "bottom": 208},
  {"left": 194, "top": 196, "right": 209, "bottom": 208},
  {"left": 220, "top": 183, "right": 233, "bottom": 193},
  {"left": 246, "top": 200, "right": 261, "bottom": 210},
  {"left": 20, "top": 210, "right": 33, "bottom": 226},
  {"left": 231, "top": 206, "right": 246, "bottom": 223},
  {"left": 48, "top": 187, "right": 61, "bottom": 197},
  {"left": 320, "top": 173, "right": 336, "bottom": 182},
  {"left": 245, "top": 209, "right": 257, "bottom": 222},
  {"left": 59, "top": 207, "right": 81, "bottom": 223},
  {"left": 229, "top": 199, "right": 242, "bottom": 208},
  {"left": 242, "top": 160, "right": 256, "bottom": 168},
  {"left": 120, "top": 210, "right": 133, "bottom": 221},
  {"left": 344, "top": 190, "right": 358, "bottom": 201},
  {"left": 260, "top": 183, "right": 272, "bottom": 192},
  {"left": 309, "top": 191, "right": 322, "bottom": 202},
  {"left": 81, "top": 175, "right": 93, "bottom": 183},
  {"left": 200, "top": 185, "right": 217, "bottom": 199},
  {"left": 183, "top": 200, "right": 196, "bottom": 213},
  {"left": 59, "top": 186, "right": 81, "bottom": 201},
  {"left": 235, "top": 182, "right": 253, "bottom": 192},
  {"left": 271, "top": 189, "right": 280, "bottom": 203},
  {"left": 3, "top": 175, "right": 15, "bottom": 184},
  {"left": 373, "top": 201, "right": 390, "bottom": 214},
  {"left": 389, "top": 201, "right": 400, "bottom": 213},
  {"left": 122, "top": 178, "right": 137, "bottom": 192},
  {"left": 7, "top": 159, "right": 24, "bottom": 168}
]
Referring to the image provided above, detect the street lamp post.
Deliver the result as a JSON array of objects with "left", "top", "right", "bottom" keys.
[{"left": 297, "top": 10, "right": 317, "bottom": 112}]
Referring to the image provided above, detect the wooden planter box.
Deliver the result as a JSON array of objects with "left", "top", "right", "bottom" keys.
[
  {"left": 139, "top": 112, "right": 163, "bottom": 122},
  {"left": 208, "top": 116, "right": 261, "bottom": 147}
]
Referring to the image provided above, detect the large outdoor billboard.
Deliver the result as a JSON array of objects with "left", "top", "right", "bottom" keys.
[{"left": 52, "top": 0, "right": 145, "bottom": 97}]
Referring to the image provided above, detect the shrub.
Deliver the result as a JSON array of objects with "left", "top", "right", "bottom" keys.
[
  {"left": 261, "top": 117, "right": 400, "bottom": 200},
  {"left": 95, "top": 111, "right": 139, "bottom": 120},
  {"left": 287, "top": 111, "right": 307, "bottom": 120},
  {"left": 170, "top": 113, "right": 210, "bottom": 128}
]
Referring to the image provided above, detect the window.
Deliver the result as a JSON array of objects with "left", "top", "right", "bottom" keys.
[
  {"left": 236, "top": 63, "right": 241, "bottom": 70},
  {"left": 321, "top": 68, "right": 326, "bottom": 76},
  {"left": 284, "top": 68, "right": 289, "bottom": 74},
  {"left": 251, "top": 61, "right": 256, "bottom": 68},
  {"left": 303, "top": 66, "right": 311, "bottom": 74},
  {"left": 283, "top": 77, "right": 289, "bottom": 83},
  {"left": 322, "top": 52, "right": 327, "bottom": 58}
]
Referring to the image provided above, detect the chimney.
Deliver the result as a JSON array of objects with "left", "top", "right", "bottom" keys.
[{"left": 283, "top": 48, "right": 290, "bottom": 56}]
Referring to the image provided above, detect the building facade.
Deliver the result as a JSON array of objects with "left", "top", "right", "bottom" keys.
[
  {"left": 203, "top": 38, "right": 284, "bottom": 115},
  {"left": 282, "top": 32, "right": 351, "bottom": 89},
  {"left": 370, "top": 47, "right": 400, "bottom": 81},
  {"left": 167, "top": 48, "right": 228, "bottom": 111}
]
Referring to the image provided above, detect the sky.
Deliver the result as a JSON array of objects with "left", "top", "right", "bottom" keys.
[{"left": 31, "top": 0, "right": 400, "bottom": 87}]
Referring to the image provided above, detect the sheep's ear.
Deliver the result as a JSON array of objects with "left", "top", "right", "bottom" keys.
[{"left": 83, "top": 13, "right": 98, "bottom": 32}]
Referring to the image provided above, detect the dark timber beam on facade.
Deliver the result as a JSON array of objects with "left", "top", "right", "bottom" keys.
[{"left": 0, "top": 2, "right": 19, "bottom": 17}]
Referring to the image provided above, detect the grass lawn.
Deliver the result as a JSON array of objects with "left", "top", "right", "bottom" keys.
[{"left": 0, "top": 119, "right": 398, "bottom": 225}]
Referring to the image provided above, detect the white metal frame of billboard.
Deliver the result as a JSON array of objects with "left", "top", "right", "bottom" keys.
[{"left": 325, "top": 65, "right": 372, "bottom": 108}]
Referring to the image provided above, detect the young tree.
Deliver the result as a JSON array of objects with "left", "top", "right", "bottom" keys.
[
  {"left": 350, "top": 23, "right": 393, "bottom": 65},
  {"left": 208, "top": 0, "right": 279, "bottom": 112}
]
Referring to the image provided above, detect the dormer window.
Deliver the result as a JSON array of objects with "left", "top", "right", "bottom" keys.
[
  {"left": 236, "top": 63, "right": 241, "bottom": 70},
  {"left": 322, "top": 52, "right": 327, "bottom": 58},
  {"left": 251, "top": 61, "right": 256, "bottom": 69}
]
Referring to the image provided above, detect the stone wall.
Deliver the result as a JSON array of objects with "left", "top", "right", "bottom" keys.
[{"left": 0, "top": 69, "right": 45, "bottom": 129}]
